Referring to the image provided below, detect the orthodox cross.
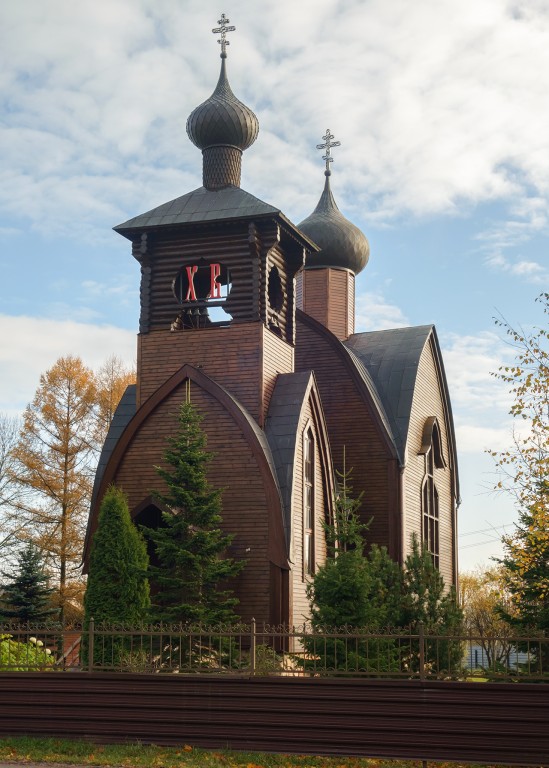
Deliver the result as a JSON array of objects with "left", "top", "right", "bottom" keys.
[
  {"left": 212, "top": 13, "right": 235, "bottom": 56},
  {"left": 316, "top": 129, "right": 341, "bottom": 173}
]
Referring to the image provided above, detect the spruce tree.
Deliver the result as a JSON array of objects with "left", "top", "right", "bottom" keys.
[
  {"left": 304, "top": 469, "right": 402, "bottom": 673},
  {"left": 1, "top": 542, "right": 56, "bottom": 624},
  {"left": 84, "top": 485, "right": 150, "bottom": 626},
  {"left": 401, "top": 533, "right": 463, "bottom": 676},
  {"left": 144, "top": 400, "right": 244, "bottom": 626}
]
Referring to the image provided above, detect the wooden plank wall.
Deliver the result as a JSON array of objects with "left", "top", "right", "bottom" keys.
[
  {"left": 113, "top": 383, "right": 274, "bottom": 624},
  {"left": 403, "top": 336, "right": 455, "bottom": 586},
  {"left": 300, "top": 268, "right": 354, "bottom": 341},
  {"left": 1, "top": 674, "right": 548, "bottom": 766},
  {"left": 290, "top": 399, "right": 328, "bottom": 628},
  {"left": 295, "top": 317, "right": 395, "bottom": 557}
]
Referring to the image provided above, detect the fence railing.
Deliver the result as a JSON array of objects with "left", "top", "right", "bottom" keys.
[{"left": 1, "top": 620, "right": 548, "bottom": 681}]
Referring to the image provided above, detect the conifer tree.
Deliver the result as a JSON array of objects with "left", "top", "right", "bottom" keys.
[
  {"left": 144, "top": 399, "right": 244, "bottom": 625},
  {"left": 496, "top": 481, "right": 549, "bottom": 667},
  {"left": 305, "top": 469, "right": 402, "bottom": 673},
  {"left": 401, "top": 533, "right": 463, "bottom": 675},
  {"left": 84, "top": 485, "right": 150, "bottom": 626},
  {"left": 11, "top": 355, "right": 97, "bottom": 624},
  {"left": 1, "top": 542, "right": 56, "bottom": 624}
]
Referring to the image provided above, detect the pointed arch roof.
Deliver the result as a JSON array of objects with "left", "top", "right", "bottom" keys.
[
  {"left": 84, "top": 364, "right": 288, "bottom": 569},
  {"left": 345, "top": 325, "right": 433, "bottom": 464},
  {"left": 265, "top": 370, "right": 334, "bottom": 548}
]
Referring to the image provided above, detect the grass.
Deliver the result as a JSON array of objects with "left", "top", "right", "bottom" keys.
[{"left": 0, "top": 737, "right": 510, "bottom": 768}]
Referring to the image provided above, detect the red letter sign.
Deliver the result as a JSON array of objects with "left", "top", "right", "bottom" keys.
[
  {"left": 210, "top": 263, "right": 222, "bottom": 299},
  {"left": 185, "top": 265, "right": 198, "bottom": 301}
]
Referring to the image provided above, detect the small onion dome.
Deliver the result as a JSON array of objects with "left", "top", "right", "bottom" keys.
[
  {"left": 186, "top": 57, "right": 259, "bottom": 152},
  {"left": 298, "top": 173, "right": 370, "bottom": 275}
]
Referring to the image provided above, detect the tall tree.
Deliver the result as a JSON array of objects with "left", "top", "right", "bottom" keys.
[
  {"left": 144, "top": 400, "right": 244, "bottom": 625},
  {"left": 94, "top": 355, "right": 136, "bottom": 446},
  {"left": 84, "top": 485, "right": 150, "bottom": 625},
  {"left": 402, "top": 534, "right": 463, "bottom": 675},
  {"left": 460, "top": 566, "right": 514, "bottom": 668},
  {"left": 0, "top": 413, "right": 25, "bottom": 554},
  {"left": 0, "top": 542, "right": 56, "bottom": 624},
  {"left": 488, "top": 291, "right": 548, "bottom": 508},
  {"left": 497, "top": 482, "right": 549, "bottom": 645},
  {"left": 304, "top": 470, "right": 402, "bottom": 673},
  {"left": 84, "top": 486, "right": 150, "bottom": 667},
  {"left": 11, "top": 355, "right": 97, "bottom": 625}
]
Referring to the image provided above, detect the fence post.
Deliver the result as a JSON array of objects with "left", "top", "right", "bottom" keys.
[
  {"left": 88, "top": 617, "right": 95, "bottom": 673},
  {"left": 250, "top": 618, "right": 256, "bottom": 675},
  {"left": 419, "top": 621, "right": 425, "bottom": 681}
]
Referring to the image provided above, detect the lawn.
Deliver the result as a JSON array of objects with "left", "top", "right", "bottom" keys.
[{"left": 0, "top": 737, "right": 510, "bottom": 768}]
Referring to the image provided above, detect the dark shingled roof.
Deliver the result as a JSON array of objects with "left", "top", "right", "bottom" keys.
[
  {"left": 89, "top": 384, "right": 137, "bottom": 513},
  {"left": 345, "top": 326, "right": 433, "bottom": 465},
  {"left": 265, "top": 371, "right": 314, "bottom": 548},
  {"left": 114, "top": 185, "right": 280, "bottom": 233}
]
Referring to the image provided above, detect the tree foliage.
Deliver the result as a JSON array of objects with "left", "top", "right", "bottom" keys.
[
  {"left": 304, "top": 469, "right": 403, "bottom": 673},
  {"left": 84, "top": 485, "right": 150, "bottom": 625},
  {"left": 6, "top": 354, "right": 135, "bottom": 625},
  {"left": 0, "top": 634, "right": 53, "bottom": 670},
  {"left": 309, "top": 469, "right": 402, "bottom": 630},
  {"left": 0, "top": 413, "right": 25, "bottom": 554},
  {"left": 0, "top": 542, "right": 56, "bottom": 624},
  {"left": 83, "top": 485, "right": 150, "bottom": 667},
  {"left": 489, "top": 292, "right": 548, "bottom": 508},
  {"left": 401, "top": 534, "right": 463, "bottom": 675},
  {"left": 497, "top": 482, "right": 549, "bottom": 638},
  {"left": 10, "top": 355, "right": 97, "bottom": 624},
  {"left": 94, "top": 355, "right": 135, "bottom": 446},
  {"left": 459, "top": 566, "right": 514, "bottom": 668},
  {"left": 488, "top": 293, "right": 549, "bottom": 653},
  {"left": 144, "top": 400, "right": 244, "bottom": 625}
]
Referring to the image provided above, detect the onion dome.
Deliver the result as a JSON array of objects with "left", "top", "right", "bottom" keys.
[
  {"left": 186, "top": 14, "right": 259, "bottom": 190},
  {"left": 298, "top": 130, "right": 370, "bottom": 275}
]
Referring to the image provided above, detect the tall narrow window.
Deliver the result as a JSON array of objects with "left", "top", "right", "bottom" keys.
[
  {"left": 422, "top": 447, "right": 439, "bottom": 568},
  {"left": 303, "top": 428, "right": 315, "bottom": 576}
]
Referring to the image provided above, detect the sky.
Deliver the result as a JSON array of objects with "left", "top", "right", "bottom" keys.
[{"left": 1, "top": 0, "right": 548, "bottom": 571}]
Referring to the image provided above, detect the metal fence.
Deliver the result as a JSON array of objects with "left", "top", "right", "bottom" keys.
[{"left": 1, "top": 620, "right": 548, "bottom": 681}]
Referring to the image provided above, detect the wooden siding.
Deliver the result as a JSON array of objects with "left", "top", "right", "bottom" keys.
[
  {"left": 301, "top": 268, "right": 355, "bottom": 340},
  {"left": 290, "top": 403, "right": 328, "bottom": 627},
  {"left": 261, "top": 326, "right": 294, "bottom": 427},
  {"left": 295, "top": 316, "right": 397, "bottom": 558},
  {"left": 112, "top": 382, "right": 275, "bottom": 625},
  {"left": 137, "top": 324, "right": 293, "bottom": 428},
  {"left": 403, "top": 337, "right": 456, "bottom": 586}
]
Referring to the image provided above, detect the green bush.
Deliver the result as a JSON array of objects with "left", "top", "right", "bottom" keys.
[{"left": 0, "top": 633, "right": 54, "bottom": 671}]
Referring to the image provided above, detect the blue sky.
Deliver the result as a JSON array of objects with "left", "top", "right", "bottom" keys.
[{"left": 1, "top": 0, "right": 548, "bottom": 570}]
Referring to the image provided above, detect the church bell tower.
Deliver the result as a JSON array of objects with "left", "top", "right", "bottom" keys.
[{"left": 113, "top": 16, "right": 316, "bottom": 427}]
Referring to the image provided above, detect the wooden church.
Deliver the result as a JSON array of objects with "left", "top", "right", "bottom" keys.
[{"left": 84, "top": 16, "right": 459, "bottom": 627}]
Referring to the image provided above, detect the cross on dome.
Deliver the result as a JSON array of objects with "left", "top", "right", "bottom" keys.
[
  {"left": 212, "top": 13, "right": 236, "bottom": 57},
  {"left": 316, "top": 129, "right": 341, "bottom": 175}
]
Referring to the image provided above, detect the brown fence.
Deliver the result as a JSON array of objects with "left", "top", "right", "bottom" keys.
[
  {"left": 1, "top": 620, "right": 548, "bottom": 682},
  {"left": 0, "top": 672, "right": 548, "bottom": 766}
]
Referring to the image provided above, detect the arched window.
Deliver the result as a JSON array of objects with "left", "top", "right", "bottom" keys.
[
  {"left": 303, "top": 428, "right": 315, "bottom": 577},
  {"left": 419, "top": 418, "right": 444, "bottom": 568}
]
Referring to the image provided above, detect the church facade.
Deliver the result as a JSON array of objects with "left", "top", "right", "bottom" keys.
[{"left": 84, "top": 17, "right": 459, "bottom": 627}]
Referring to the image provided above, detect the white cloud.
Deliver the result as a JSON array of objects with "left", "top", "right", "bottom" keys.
[
  {"left": 1, "top": 0, "right": 549, "bottom": 245},
  {"left": 355, "top": 291, "right": 409, "bottom": 331},
  {"left": 441, "top": 331, "right": 514, "bottom": 413},
  {"left": 0, "top": 314, "right": 136, "bottom": 415}
]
